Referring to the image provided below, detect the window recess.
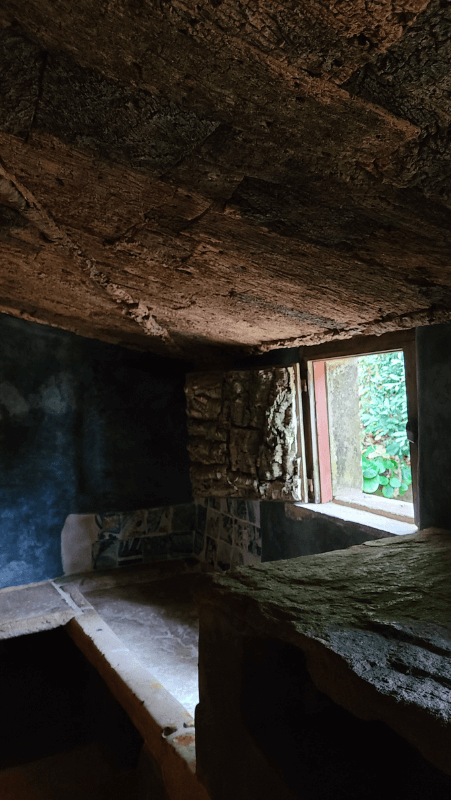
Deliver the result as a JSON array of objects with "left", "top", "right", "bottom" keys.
[{"left": 299, "top": 330, "right": 418, "bottom": 528}]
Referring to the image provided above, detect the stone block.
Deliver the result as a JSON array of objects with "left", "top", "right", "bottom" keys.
[
  {"left": 188, "top": 438, "right": 228, "bottom": 464},
  {"left": 186, "top": 368, "right": 301, "bottom": 501},
  {"left": 187, "top": 395, "right": 222, "bottom": 420}
]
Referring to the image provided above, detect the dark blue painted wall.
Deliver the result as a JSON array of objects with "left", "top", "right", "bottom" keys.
[{"left": 0, "top": 313, "right": 191, "bottom": 588}]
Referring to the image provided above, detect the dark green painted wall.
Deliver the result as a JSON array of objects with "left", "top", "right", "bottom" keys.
[
  {"left": 0, "top": 313, "right": 191, "bottom": 588},
  {"left": 417, "top": 324, "right": 451, "bottom": 529},
  {"left": 260, "top": 502, "right": 388, "bottom": 562}
]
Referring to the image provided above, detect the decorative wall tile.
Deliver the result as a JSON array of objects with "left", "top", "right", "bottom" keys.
[
  {"left": 118, "top": 538, "right": 143, "bottom": 566},
  {"left": 219, "top": 499, "right": 229, "bottom": 515},
  {"left": 92, "top": 538, "right": 119, "bottom": 570},
  {"left": 230, "top": 547, "right": 244, "bottom": 568},
  {"left": 196, "top": 504, "right": 207, "bottom": 535},
  {"left": 216, "top": 541, "right": 232, "bottom": 571},
  {"left": 192, "top": 498, "right": 262, "bottom": 572},
  {"left": 219, "top": 514, "right": 233, "bottom": 544},
  {"left": 119, "top": 510, "right": 148, "bottom": 539},
  {"left": 205, "top": 508, "right": 220, "bottom": 540},
  {"left": 235, "top": 499, "right": 248, "bottom": 521},
  {"left": 247, "top": 525, "right": 262, "bottom": 557},
  {"left": 194, "top": 531, "right": 205, "bottom": 556},
  {"left": 171, "top": 532, "right": 195, "bottom": 556},
  {"left": 172, "top": 504, "right": 196, "bottom": 533},
  {"left": 142, "top": 535, "right": 171, "bottom": 561},
  {"left": 205, "top": 536, "right": 217, "bottom": 567},
  {"left": 62, "top": 497, "right": 262, "bottom": 576},
  {"left": 95, "top": 513, "right": 122, "bottom": 537},
  {"left": 207, "top": 497, "right": 221, "bottom": 511},
  {"left": 247, "top": 501, "right": 260, "bottom": 527},
  {"left": 147, "top": 507, "right": 172, "bottom": 535},
  {"left": 235, "top": 520, "right": 251, "bottom": 549}
]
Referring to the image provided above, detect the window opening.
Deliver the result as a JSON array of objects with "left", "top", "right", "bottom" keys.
[
  {"left": 302, "top": 336, "right": 417, "bottom": 527},
  {"left": 358, "top": 352, "right": 412, "bottom": 503}
]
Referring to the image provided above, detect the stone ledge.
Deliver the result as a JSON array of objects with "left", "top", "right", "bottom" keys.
[
  {"left": 67, "top": 612, "right": 208, "bottom": 800},
  {"left": 0, "top": 568, "right": 210, "bottom": 800},
  {"left": 194, "top": 528, "right": 451, "bottom": 777}
]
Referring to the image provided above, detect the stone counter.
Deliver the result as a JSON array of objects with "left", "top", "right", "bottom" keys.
[{"left": 194, "top": 528, "right": 451, "bottom": 800}]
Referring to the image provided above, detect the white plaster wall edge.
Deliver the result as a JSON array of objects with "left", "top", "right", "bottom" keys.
[{"left": 61, "top": 514, "right": 99, "bottom": 575}]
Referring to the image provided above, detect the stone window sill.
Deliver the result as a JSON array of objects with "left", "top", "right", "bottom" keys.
[
  {"left": 332, "top": 490, "right": 414, "bottom": 524},
  {"left": 287, "top": 501, "right": 417, "bottom": 537}
]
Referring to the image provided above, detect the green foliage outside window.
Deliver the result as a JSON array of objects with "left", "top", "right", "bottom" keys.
[{"left": 358, "top": 352, "right": 412, "bottom": 499}]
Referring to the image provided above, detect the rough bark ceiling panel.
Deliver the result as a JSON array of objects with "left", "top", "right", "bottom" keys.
[{"left": 0, "top": 1, "right": 451, "bottom": 361}]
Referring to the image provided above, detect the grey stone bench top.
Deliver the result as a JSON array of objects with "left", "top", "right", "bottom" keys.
[
  {"left": 194, "top": 528, "right": 451, "bottom": 776},
  {"left": 0, "top": 560, "right": 210, "bottom": 800},
  {"left": 0, "top": 580, "right": 76, "bottom": 638}
]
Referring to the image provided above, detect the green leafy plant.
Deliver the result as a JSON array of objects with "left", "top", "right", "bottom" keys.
[{"left": 358, "top": 352, "right": 412, "bottom": 499}]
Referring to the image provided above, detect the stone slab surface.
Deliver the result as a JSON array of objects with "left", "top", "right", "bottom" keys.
[
  {"left": 195, "top": 528, "right": 451, "bottom": 774},
  {"left": 0, "top": 581, "right": 71, "bottom": 624},
  {"left": 84, "top": 574, "right": 200, "bottom": 717}
]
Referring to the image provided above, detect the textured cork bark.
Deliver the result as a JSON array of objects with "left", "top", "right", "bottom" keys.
[
  {"left": 185, "top": 367, "right": 301, "bottom": 499},
  {"left": 1, "top": 3, "right": 451, "bottom": 360}
]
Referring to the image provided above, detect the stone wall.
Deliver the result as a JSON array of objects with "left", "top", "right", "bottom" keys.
[{"left": 185, "top": 368, "right": 301, "bottom": 500}]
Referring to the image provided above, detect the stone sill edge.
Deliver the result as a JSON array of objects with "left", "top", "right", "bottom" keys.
[
  {"left": 62, "top": 580, "right": 210, "bottom": 800},
  {"left": 0, "top": 576, "right": 209, "bottom": 800},
  {"left": 286, "top": 501, "right": 418, "bottom": 537}
]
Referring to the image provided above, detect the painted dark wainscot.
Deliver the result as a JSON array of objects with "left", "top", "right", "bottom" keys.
[
  {"left": 0, "top": 313, "right": 191, "bottom": 588},
  {"left": 417, "top": 323, "right": 451, "bottom": 530},
  {"left": 260, "top": 502, "right": 390, "bottom": 562}
]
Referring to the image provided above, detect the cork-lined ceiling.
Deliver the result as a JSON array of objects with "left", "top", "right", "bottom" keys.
[{"left": 1, "top": 1, "right": 451, "bottom": 363}]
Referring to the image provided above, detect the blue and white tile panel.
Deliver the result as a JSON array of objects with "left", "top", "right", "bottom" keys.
[{"left": 61, "top": 499, "right": 261, "bottom": 576}]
